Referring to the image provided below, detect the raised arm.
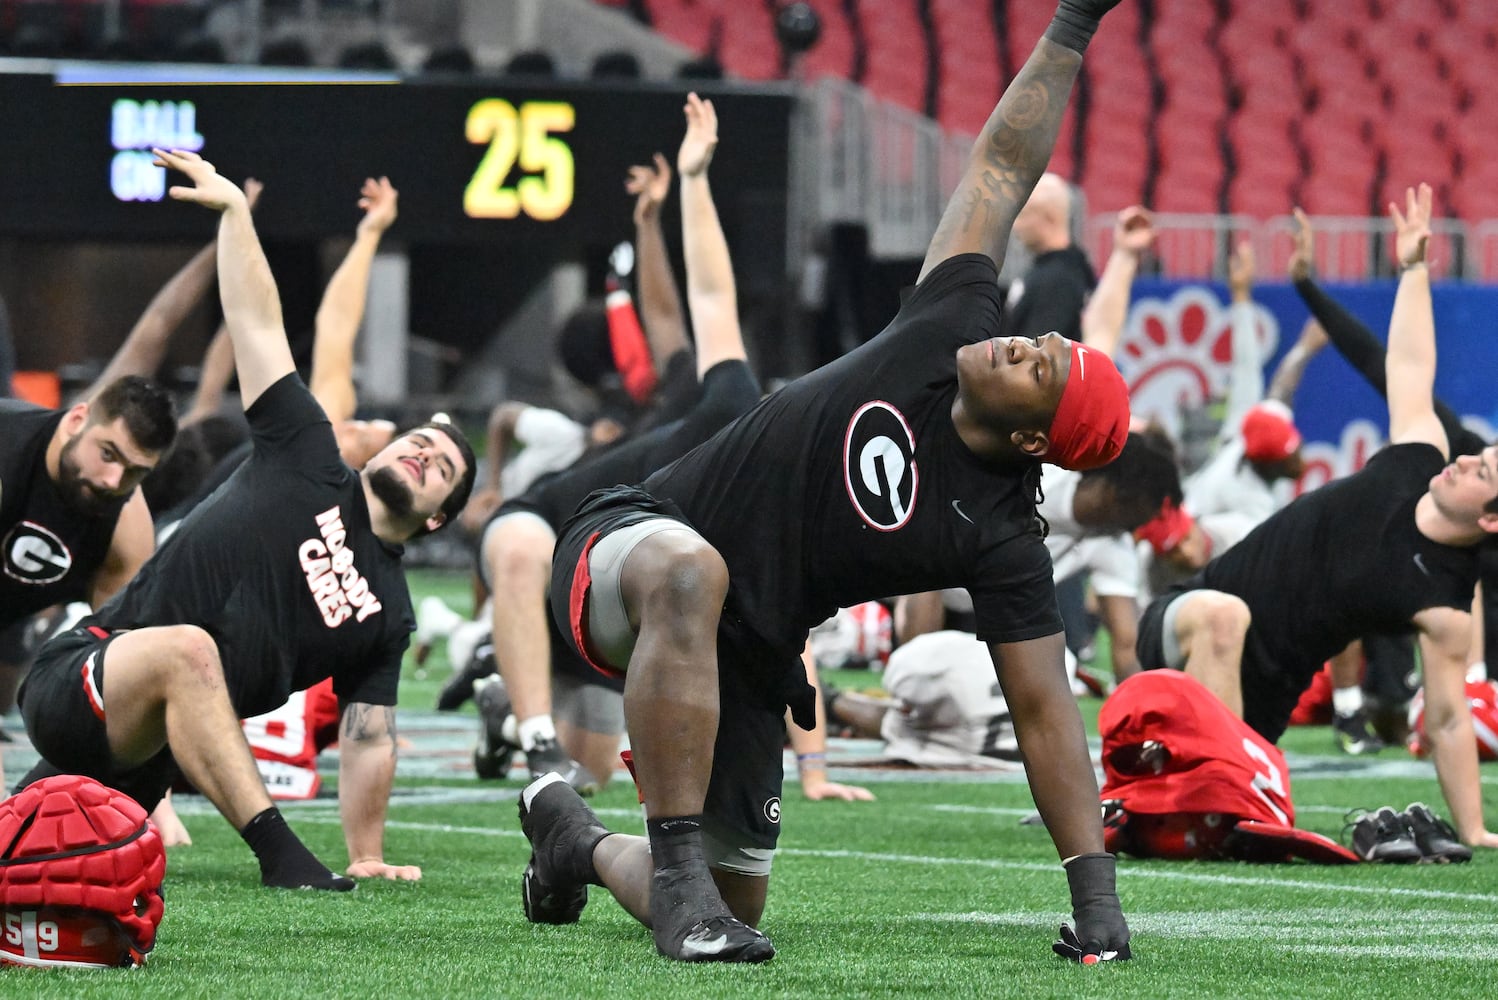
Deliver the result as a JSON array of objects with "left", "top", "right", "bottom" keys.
[
  {"left": 181, "top": 324, "right": 234, "bottom": 425},
  {"left": 154, "top": 149, "right": 293, "bottom": 409},
  {"left": 1081, "top": 205, "right": 1153, "bottom": 356},
  {"left": 677, "top": 93, "right": 748, "bottom": 378},
  {"left": 1220, "top": 241, "right": 1264, "bottom": 435},
  {"left": 1291, "top": 208, "right": 1484, "bottom": 456},
  {"left": 1385, "top": 183, "right": 1447, "bottom": 456},
  {"left": 919, "top": 1, "right": 1119, "bottom": 282},
  {"left": 1265, "top": 316, "right": 1327, "bottom": 410},
  {"left": 83, "top": 178, "right": 263, "bottom": 403},
  {"left": 627, "top": 153, "right": 691, "bottom": 370},
  {"left": 310, "top": 177, "right": 398, "bottom": 425}
]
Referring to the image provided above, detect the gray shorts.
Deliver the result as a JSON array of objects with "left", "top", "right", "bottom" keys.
[
  {"left": 1137, "top": 589, "right": 1201, "bottom": 671},
  {"left": 584, "top": 517, "right": 697, "bottom": 671}
]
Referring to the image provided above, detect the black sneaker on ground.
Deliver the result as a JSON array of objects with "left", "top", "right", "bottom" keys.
[
  {"left": 526, "top": 737, "right": 601, "bottom": 796},
  {"left": 1346, "top": 806, "right": 1423, "bottom": 863},
  {"left": 473, "top": 676, "right": 518, "bottom": 780},
  {"left": 1333, "top": 709, "right": 1388, "bottom": 755},
  {"left": 436, "top": 646, "right": 497, "bottom": 712},
  {"left": 651, "top": 865, "right": 775, "bottom": 963},
  {"left": 518, "top": 773, "right": 611, "bottom": 924},
  {"left": 1400, "top": 802, "right": 1473, "bottom": 864}
]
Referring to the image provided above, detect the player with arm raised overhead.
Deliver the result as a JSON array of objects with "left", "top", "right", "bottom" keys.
[
  {"left": 521, "top": 1, "right": 1133, "bottom": 966},
  {"left": 15, "top": 150, "right": 476, "bottom": 889},
  {"left": 469, "top": 93, "right": 768, "bottom": 790}
]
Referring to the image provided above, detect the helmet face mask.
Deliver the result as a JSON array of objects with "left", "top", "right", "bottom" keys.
[{"left": 0, "top": 775, "right": 166, "bottom": 969}]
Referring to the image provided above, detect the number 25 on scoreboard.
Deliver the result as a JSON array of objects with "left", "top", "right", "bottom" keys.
[{"left": 464, "top": 99, "right": 575, "bottom": 221}]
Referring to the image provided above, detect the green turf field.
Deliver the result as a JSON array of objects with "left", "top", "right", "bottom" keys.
[{"left": 12, "top": 569, "right": 1498, "bottom": 998}]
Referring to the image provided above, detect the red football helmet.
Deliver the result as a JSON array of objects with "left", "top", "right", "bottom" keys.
[
  {"left": 0, "top": 775, "right": 165, "bottom": 968},
  {"left": 1407, "top": 679, "right": 1498, "bottom": 761}
]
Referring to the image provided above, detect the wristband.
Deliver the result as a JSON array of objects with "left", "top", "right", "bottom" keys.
[{"left": 1044, "top": 2, "right": 1101, "bottom": 53}]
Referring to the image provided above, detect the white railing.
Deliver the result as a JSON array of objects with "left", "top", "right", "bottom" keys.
[{"left": 804, "top": 78, "right": 1498, "bottom": 282}]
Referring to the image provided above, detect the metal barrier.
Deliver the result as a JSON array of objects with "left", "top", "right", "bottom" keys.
[
  {"left": 1085, "top": 212, "right": 1472, "bottom": 282},
  {"left": 805, "top": 79, "right": 1495, "bottom": 283}
]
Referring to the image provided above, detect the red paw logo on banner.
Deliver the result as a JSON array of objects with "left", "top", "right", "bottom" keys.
[{"left": 1117, "top": 288, "right": 1276, "bottom": 437}]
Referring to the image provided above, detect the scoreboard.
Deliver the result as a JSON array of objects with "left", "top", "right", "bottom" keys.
[{"left": 0, "top": 65, "right": 795, "bottom": 248}]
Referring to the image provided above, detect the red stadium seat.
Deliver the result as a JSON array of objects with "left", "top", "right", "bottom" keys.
[
  {"left": 716, "top": 3, "right": 780, "bottom": 80},
  {"left": 641, "top": 0, "right": 713, "bottom": 54}
]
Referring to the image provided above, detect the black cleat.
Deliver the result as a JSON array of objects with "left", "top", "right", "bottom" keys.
[
  {"left": 1333, "top": 709, "right": 1387, "bottom": 755},
  {"left": 650, "top": 865, "right": 775, "bottom": 963},
  {"left": 1345, "top": 806, "right": 1423, "bottom": 863},
  {"left": 436, "top": 645, "right": 497, "bottom": 712},
  {"left": 1400, "top": 802, "right": 1473, "bottom": 864},
  {"left": 473, "top": 676, "right": 519, "bottom": 780},
  {"left": 525, "top": 736, "right": 601, "bottom": 796},
  {"left": 518, "top": 773, "right": 610, "bottom": 924}
]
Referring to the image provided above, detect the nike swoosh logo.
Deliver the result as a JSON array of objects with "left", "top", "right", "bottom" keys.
[
  {"left": 1414, "top": 553, "right": 1431, "bottom": 577},
  {"left": 1075, "top": 345, "right": 1088, "bottom": 380},
  {"left": 951, "top": 500, "right": 974, "bottom": 524},
  {"left": 680, "top": 933, "right": 731, "bottom": 956}
]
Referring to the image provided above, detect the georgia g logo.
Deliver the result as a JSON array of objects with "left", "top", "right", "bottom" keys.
[
  {"left": 3, "top": 521, "right": 73, "bottom": 585},
  {"left": 844, "top": 401, "right": 918, "bottom": 532}
]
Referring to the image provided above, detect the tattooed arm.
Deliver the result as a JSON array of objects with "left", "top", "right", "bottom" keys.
[
  {"left": 338, "top": 699, "right": 422, "bottom": 881},
  {"left": 919, "top": 4, "right": 1115, "bottom": 283}
]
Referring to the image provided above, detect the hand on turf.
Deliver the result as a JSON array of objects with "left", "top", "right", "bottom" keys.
[
  {"left": 347, "top": 859, "right": 422, "bottom": 881},
  {"left": 801, "top": 775, "right": 876, "bottom": 802},
  {"left": 1053, "top": 921, "right": 1131, "bottom": 963},
  {"left": 152, "top": 148, "right": 246, "bottom": 212}
]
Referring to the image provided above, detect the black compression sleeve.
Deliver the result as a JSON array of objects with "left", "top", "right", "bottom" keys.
[{"left": 1294, "top": 277, "right": 1485, "bottom": 456}]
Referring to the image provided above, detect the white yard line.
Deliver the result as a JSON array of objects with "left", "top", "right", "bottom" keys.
[{"left": 275, "top": 807, "right": 1498, "bottom": 905}]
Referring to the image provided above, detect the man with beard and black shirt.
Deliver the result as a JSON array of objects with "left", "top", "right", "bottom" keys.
[
  {"left": 519, "top": 0, "right": 1134, "bottom": 966},
  {"left": 17, "top": 149, "right": 475, "bottom": 891},
  {"left": 0, "top": 376, "right": 175, "bottom": 773},
  {"left": 1135, "top": 184, "right": 1498, "bottom": 852}
]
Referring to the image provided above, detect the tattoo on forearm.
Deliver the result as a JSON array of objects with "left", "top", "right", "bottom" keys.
[
  {"left": 342, "top": 702, "right": 398, "bottom": 757},
  {"left": 982, "top": 46, "right": 1078, "bottom": 205},
  {"left": 975, "top": 43, "right": 1080, "bottom": 227}
]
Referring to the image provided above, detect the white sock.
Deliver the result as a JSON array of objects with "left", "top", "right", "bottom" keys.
[
  {"left": 518, "top": 714, "right": 558, "bottom": 752},
  {"left": 1332, "top": 686, "right": 1364, "bottom": 717}
]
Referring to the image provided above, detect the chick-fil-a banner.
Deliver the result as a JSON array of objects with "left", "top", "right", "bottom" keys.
[{"left": 1120, "top": 279, "right": 1498, "bottom": 493}]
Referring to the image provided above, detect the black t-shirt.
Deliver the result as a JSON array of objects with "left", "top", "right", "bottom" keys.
[
  {"left": 89, "top": 374, "right": 414, "bottom": 717},
  {"left": 1004, "top": 245, "right": 1096, "bottom": 342},
  {"left": 644, "top": 254, "right": 1061, "bottom": 657},
  {"left": 0, "top": 401, "right": 129, "bottom": 624},
  {"left": 1195, "top": 443, "right": 1479, "bottom": 682}
]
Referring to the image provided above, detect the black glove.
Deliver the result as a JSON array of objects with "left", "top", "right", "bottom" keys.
[
  {"left": 1052, "top": 852, "right": 1132, "bottom": 963},
  {"left": 1045, "top": 0, "right": 1125, "bottom": 53}
]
